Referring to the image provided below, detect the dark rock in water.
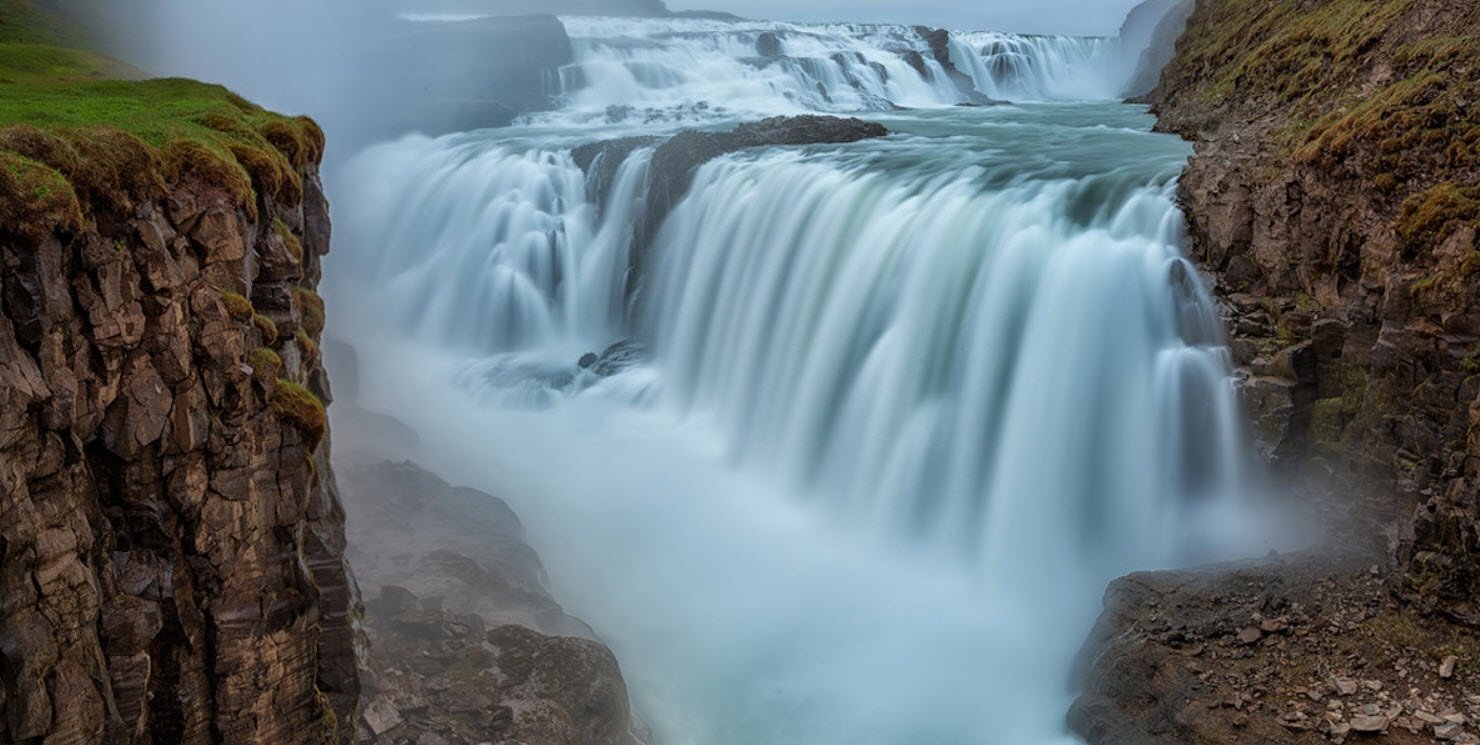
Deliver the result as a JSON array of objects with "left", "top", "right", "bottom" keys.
[
  {"left": 912, "top": 26, "right": 1001, "bottom": 106},
  {"left": 899, "top": 48, "right": 929, "bottom": 77},
  {"left": 571, "top": 116, "right": 889, "bottom": 313},
  {"left": 590, "top": 340, "right": 649, "bottom": 377},
  {"left": 756, "top": 30, "right": 783, "bottom": 57},
  {"left": 571, "top": 135, "right": 663, "bottom": 207},
  {"left": 578, "top": 352, "right": 601, "bottom": 369}
]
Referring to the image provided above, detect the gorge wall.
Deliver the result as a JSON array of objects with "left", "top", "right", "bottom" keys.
[
  {"left": 1071, "top": 2, "right": 1480, "bottom": 742},
  {"left": 1154, "top": 0, "right": 1479, "bottom": 618},
  {"left": 0, "top": 60, "right": 358, "bottom": 742}
]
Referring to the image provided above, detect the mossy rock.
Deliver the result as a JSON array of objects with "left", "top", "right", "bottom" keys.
[
  {"left": 248, "top": 346, "right": 282, "bottom": 387},
  {"left": 253, "top": 313, "right": 279, "bottom": 345},
  {"left": 294, "top": 286, "right": 325, "bottom": 336},
  {"left": 295, "top": 326, "right": 320, "bottom": 365},
  {"left": 220, "top": 290, "right": 254, "bottom": 322},
  {"left": 0, "top": 0, "right": 326, "bottom": 237},
  {"left": 270, "top": 379, "right": 326, "bottom": 449}
]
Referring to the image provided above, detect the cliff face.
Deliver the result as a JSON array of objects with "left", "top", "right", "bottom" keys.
[
  {"left": 0, "top": 67, "right": 359, "bottom": 744},
  {"left": 1152, "top": 0, "right": 1480, "bottom": 619},
  {"left": 1071, "top": 2, "right": 1480, "bottom": 742}
]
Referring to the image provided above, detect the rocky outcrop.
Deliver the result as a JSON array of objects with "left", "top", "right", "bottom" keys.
[
  {"left": 912, "top": 26, "right": 999, "bottom": 105},
  {"left": 572, "top": 115, "right": 889, "bottom": 305},
  {"left": 339, "top": 460, "right": 644, "bottom": 745},
  {"left": 0, "top": 121, "right": 359, "bottom": 742},
  {"left": 1070, "top": 553, "right": 1479, "bottom": 745},
  {"left": 1074, "top": 2, "right": 1480, "bottom": 742},
  {"left": 1151, "top": 0, "right": 1480, "bottom": 618}
]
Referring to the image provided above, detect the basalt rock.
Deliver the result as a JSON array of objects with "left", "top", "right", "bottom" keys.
[
  {"left": 0, "top": 131, "right": 360, "bottom": 740},
  {"left": 340, "top": 460, "right": 645, "bottom": 745},
  {"left": 912, "top": 26, "right": 998, "bottom": 106},
  {"left": 1150, "top": 0, "right": 1480, "bottom": 619},
  {"left": 570, "top": 115, "right": 888, "bottom": 309}
]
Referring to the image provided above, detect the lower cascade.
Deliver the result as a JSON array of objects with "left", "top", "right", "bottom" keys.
[{"left": 328, "top": 22, "right": 1270, "bottom": 741}]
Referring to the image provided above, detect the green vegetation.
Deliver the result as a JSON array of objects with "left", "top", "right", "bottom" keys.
[
  {"left": 248, "top": 346, "right": 283, "bottom": 386},
  {"left": 275, "top": 217, "right": 304, "bottom": 262},
  {"left": 253, "top": 313, "right": 280, "bottom": 345},
  {"left": 1166, "top": 0, "right": 1478, "bottom": 253},
  {"left": 295, "top": 326, "right": 320, "bottom": 365},
  {"left": 220, "top": 290, "right": 254, "bottom": 322},
  {"left": 1397, "top": 184, "right": 1480, "bottom": 248},
  {"left": 295, "top": 287, "right": 326, "bottom": 337},
  {"left": 270, "top": 379, "right": 326, "bottom": 449},
  {"left": 0, "top": 0, "right": 323, "bottom": 240}
]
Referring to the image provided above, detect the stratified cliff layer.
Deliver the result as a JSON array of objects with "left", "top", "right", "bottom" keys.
[
  {"left": 1072, "top": 1, "right": 1480, "bottom": 742},
  {"left": 0, "top": 6, "right": 359, "bottom": 741},
  {"left": 1155, "top": 0, "right": 1479, "bottom": 617}
]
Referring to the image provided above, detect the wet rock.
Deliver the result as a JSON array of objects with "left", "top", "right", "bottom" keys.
[{"left": 756, "top": 31, "right": 782, "bottom": 57}]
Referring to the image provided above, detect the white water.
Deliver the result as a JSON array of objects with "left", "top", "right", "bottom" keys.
[
  {"left": 535, "top": 16, "right": 1123, "bottom": 124},
  {"left": 327, "top": 17, "right": 1279, "bottom": 745}
]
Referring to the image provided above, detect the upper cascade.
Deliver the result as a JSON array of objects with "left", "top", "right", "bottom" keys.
[{"left": 542, "top": 16, "right": 1128, "bottom": 123}]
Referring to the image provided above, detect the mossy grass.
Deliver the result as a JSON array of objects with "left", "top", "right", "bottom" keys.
[
  {"left": 220, "top": 290, "right": 254, "bottom": 322},
  {"left": 0, "top": 0, "right": 324, "bottom": 238},
  {"left": 248, "top": 346, "right": 283, "bottom": 386},
  {"left": 270, "top": 379, "right": 326, "bottom": 449},
  {"left": 294, "top": 287, "right": 325, "bottom": 337},
  {"left": 1165, "top": 0, "right": 1478, "bottom": 253},
  {"left": 295, "top": 326, "right": 320, "bottom": 365},
  {"left": 276, "top": 217, "right": 304, "bottom": 262},
  {"left": 253, "top": 313, "right": 279, "bottom": 345}
]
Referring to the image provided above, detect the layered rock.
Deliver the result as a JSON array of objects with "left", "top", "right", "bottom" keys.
[
  {"left": 1071, "top": 554, "right": 1479, "bottom": 745},
  {"left": 1152, "top": 0, "right": 1480, "bottom": 617},
  {"left": 338, "top": 460, "right": 644, "bottom": 745},
  {"left": 1073, "top": 1, "right": 1480, "bottom": 742},
  {"left": 571, "top": 114, "right": 889, "bottom": 305},
  {"left": 0, "top": 121, "right": 359, "bottom": 741}
]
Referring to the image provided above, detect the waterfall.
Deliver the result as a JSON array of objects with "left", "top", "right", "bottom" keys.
[
  {"left": 328, "top": 35, "right": 1275, "bottom": 741},
  {"left": 949, "top": 33, "right": 1121, "bottom": 101},
  {"left": 642, "top": 142, "right": 1250, "bottom": 571},
  {"left": 540, "top": 16, "right": 1122, "bottom": 124}
]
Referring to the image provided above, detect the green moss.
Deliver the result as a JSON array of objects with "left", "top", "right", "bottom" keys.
[
  {"left": 220, "top": 290, "right": 254, "bottom": 322},
  {"left": 248, "top": 346, "right": 282, "bottom": 386},
  {"left": 0, "top": 148, "right": 80, "bottom": 240},
  {"left": 276, "top": 217, "right": 304, "bottom": 262},
  {"left": 295, "top": 326, "right": 320, "bottom": 364},
  {"left": 0, "top": 0, "right": 323, "bottom": 237},
  {"left": 270, "top": 379, "right": 326, "bottom": 449},
  {"left": 294, "top": 287, "right": 325, "bottom": 337},
  {"left": 253, "top": 313, "right": 279, "bottom": 345},
  {"left": 1397, "top": 183, "right": 1480, "bottom": 249}
]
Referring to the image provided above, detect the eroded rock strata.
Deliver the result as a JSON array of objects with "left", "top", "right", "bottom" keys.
[
  {"left": 1075, "top": 1, "right": 1480, "bottom": 742},
  {"left": 0, "top": 120, "right": 359, "bottom": 741},
  {"left": 339, "top": 460, "right": 643, "bottom": 745}
]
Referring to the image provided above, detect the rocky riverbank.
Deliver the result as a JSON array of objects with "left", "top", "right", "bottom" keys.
[{"left": 1073, "top": 0, "right": 1480, "bottom": 742}]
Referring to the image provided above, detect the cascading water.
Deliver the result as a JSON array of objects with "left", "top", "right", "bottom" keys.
[
  {"left": 328, "top": 15, "right": 1277, "bottom": 745},
  {"left": 533, "top": 16, "right": 1120, "bottom": 124},
  {"left": 948, "top": 33, "right": 1121, "bottom": 101}
]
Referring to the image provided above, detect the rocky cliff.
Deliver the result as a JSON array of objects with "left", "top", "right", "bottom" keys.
[
  {"left": 1072, "top": 1, "right": 1480, "bottom": 742},
  {"left": 1157, "top": 0, "right": 1479, "bottom": 619},
  {"left": 0, "top": 14, "right": 359, "bottom": 741}
]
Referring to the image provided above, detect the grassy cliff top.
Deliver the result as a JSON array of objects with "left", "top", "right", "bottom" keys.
[
  {"left": 0, "top": 0, "right": 324, "bottom": 240},
  {"left": 1157, "top": 0, "right": 1479, "bottom": 251}
]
